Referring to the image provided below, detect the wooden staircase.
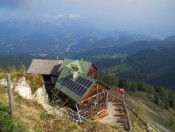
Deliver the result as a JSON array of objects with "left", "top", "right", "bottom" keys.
[{"left": 108, "top": 94, "right": 132, "bottom": 131}]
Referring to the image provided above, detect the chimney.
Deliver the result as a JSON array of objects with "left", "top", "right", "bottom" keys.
[
  {"left": 73, "top": 70, "right": 78, "bottom": 79},
  {"left": 71, "top": 65, "right": 78, "bottom": 79}
]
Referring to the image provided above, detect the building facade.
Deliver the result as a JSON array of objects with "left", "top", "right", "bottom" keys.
[{"left": 27, "top": 58, "right": 109, "bottom": 120}]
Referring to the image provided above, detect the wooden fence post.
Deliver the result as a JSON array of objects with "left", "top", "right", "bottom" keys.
[{"left": 6, "top": 74, "right": 13, "bottom": 115}]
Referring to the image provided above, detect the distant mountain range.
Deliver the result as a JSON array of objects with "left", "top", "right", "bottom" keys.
[
  {"left": 80, "top": 35, "right": 175, "bottom": 89},
  {"left": 0, "top": 19, "right": 101, "bottom": 54},
  {"left": 1, "top": 19, "right": 175, "bottom": 89},
  {"left": 0, "top": 19, "right": 154, "bottom": 54},
  {"left": 120, "top": 46, "right": 175, "bottom": 89},
  {"left": 77, "top": 35, "right": 175, "bottom": 58}
]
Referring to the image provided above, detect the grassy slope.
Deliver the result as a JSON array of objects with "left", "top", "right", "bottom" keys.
[
  {"left": 0, "top": 73, "right": 118, "bottom": 132},
  {"left": 1, "top": 73, "right": 174, "bottom": 131},
  {"left": 127, "top": 91, "right": 175, "bottom": 132},
  {"left": 0, "top": 84, "right": 81, "bottom": 132},
  {"left": 108, "top": 88, "right": 175, "bottom": 132}
]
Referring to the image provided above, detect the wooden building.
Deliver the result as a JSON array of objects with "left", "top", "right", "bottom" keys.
[
  {"left": 55, "top": 59, "right": 109, "bottom": 120},
  {"left": 27, "top": 59, "right": 63, "bottom": 83},
  {"left": 27, "top": 58, "right": 109, "bottom": 120}
]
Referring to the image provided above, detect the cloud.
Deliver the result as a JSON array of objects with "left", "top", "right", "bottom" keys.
[
  {"left": 68, "top": 14, "right": 81, "bottom": 20},
  {"left": 42, "top": 14, "right": 64, "bottom": 20},
  {"left": 0, "top": 0, "right": 175, "bottom": 37}
]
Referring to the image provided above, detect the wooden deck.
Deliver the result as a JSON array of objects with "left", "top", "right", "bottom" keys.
[
  {"left": 77, "top": 92, "right": 107, "bottom": 119},
  {"left": 67, "top": 93, "right": 132, "bottom": 131},
  {"left": 91, "top": 110, "right": 109, "bottom": 121}
]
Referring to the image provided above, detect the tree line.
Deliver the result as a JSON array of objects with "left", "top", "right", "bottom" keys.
[
  {"left": 97, "top": 73, "right": 175, "bottom": 112},
  {"left": 0, "top": 64, "right": 26, "bottom": 74}
]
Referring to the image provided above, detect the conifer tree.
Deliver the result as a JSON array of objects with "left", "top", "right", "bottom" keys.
[{"left": 19, "top": 64, "right": 26, "bottom": 74}]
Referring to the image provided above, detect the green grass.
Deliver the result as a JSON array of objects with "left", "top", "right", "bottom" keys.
[
  {"left": 39, "top": 112, "right": 47, "bottom": 121},
  {"left": 127, "top": 91, "right": 175, "bottom": 132},
  {"left": 103, "top": 63, "right": 132, "bottom": 75},
  {"left": 0, "top": 103, "right": 28, "bottom": 132},
  {"left": 90, "top": 53, "right": 127, "bottom": 60},
  {"left": 0, "top": 72, "right": 44, "bottom": 94},
  {"left": 127, "top": 91, "right": 153, "bottom": 102},
  {"left": 26, "top": 74, "right": 44, "bottom": 94},
  {"left": 0, "top": 73, "right": 82, "bottom": 132}
]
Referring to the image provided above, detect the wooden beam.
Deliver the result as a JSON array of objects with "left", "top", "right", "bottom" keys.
[
  {"left": 78, "top": 92, "right": 104, "bottom": 104},
  {"left": 106, "top": 91, "right": 108, "bottom": 109},
  {"left": 6, "top": 74, "right": 13, "bottom": 115}
]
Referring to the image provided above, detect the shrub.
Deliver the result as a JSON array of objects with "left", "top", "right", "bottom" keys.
[
  {"left": 39, "top": 112, "right": 47, "bottom": 121},
  {"left": 26, "top": 74, "right": 44, "bottom": 94}
]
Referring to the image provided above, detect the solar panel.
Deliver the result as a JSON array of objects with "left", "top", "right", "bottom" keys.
[
  {"left": 80, "top": 88, "right": 87, "bottom": 95},
  {"left": 67, "top": 82, "right": 76, "bottom": 91},
  {"left": 70, "top": 82, "right": 75, "bottom": 89},
  {"left": 76, "top": 77, "right": 93, "bottom": 88},
  {"left": 81, "top": 78, "right": 86, "bottom": 84},
  {"left": 73, "top": 84, "right": 79, "bottom": 90},
  {"left": 61, "top": 76, "right": 94, "bottom": 96},
  {"left": 83, "top": 80, "right": 88, "bottom": 85},
  {"left": 85, "top": 81, "right": 93, "bottom": 88},
  {"left": 76, "top": 85, "right": 82, "bottom": 92},
  {"left": 66, "top": 80, "right": 72, "bottom": 86},
  {"left": 62, "top": 78, "right": 68, "bottom": 84},
  {"left": 61, "top": 77, "right": 91, "bottom": 96},
  {"left": 76, "top": 77, "right": 83, "bottom": 83},
  {"left": 76, "top": 77, "right": 81, "bottom": 83}
]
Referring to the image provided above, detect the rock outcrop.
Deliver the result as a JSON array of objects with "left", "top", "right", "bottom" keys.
[
  {"left": 15, "top": 77, "right": 33, "bottom": 100},
  {"left": 0, "top": 76, "right": 68, "bottom": 118},
  {"left": 0, "top": 78, "right": 13, "bottom": 88}
]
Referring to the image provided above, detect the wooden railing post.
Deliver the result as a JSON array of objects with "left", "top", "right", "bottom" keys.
[
  {"left": 106, "top": 91, "right": 108, "bottom": 109},
  {"left": 76, "top": 104, "right": 82, "bottom": 122},
  {"left": 6, "top": 74, "right": 13, "bottom": 115}
]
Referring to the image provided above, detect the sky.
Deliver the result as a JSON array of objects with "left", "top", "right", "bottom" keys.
[{"left": 0, "top": 0, "right": 175, "bottom": 38}]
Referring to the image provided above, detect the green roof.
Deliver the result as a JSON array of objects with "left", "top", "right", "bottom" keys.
[
  {"left": 58, "top": 59, "right": 92, "bottom": 75},
  {"left": 55, "top": 59, "right": 96, "bottom": 102}
]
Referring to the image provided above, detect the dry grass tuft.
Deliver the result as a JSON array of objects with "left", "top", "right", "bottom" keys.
[
  {"left": 0, "top": 84, "right": 81, "bottom": 132},
  {"left": 80, "top": 120, "right": 123, "bottom": 132}
]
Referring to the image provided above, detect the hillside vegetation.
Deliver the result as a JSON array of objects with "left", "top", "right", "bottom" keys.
[
  {"left": 119, "top": 47, "right": 175, "bottom": 89},
  {"left": 0, "top": 69, "right": 82, "bottom": 132},
  {"left": 0, "top": 65, "right": 175, "bottom": 131},
  {"left": 98, "top": 74, "right": 175, "bottom": 114},
  {"left": 127, "top": 91, "right": 175, "bottom": 131},
  {"left": 0, "top": 70, "right": 118, "bottom": 132},
  {"left": 76, "top": 35, "right": 175, "bottom": 89},
  {"left": 0, "top": 85, "right": 82, "bottom": 132}
]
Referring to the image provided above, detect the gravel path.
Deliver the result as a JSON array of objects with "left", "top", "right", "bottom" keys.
[{"left": 99, "top": 102, "right": 121, "bottom": 126}]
